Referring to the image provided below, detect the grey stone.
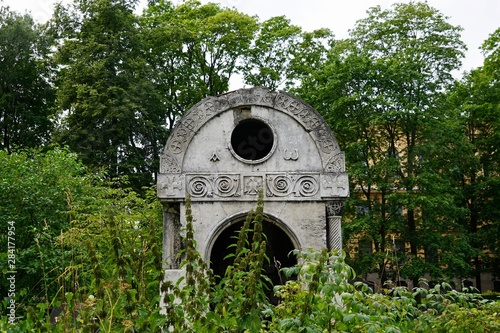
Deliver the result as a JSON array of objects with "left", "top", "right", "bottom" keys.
[{"left": 157, "top": 87, "right": 349, "bottom": 281}]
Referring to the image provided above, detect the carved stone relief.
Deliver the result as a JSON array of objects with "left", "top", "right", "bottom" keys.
[
  {"left": 274, "top": 93, "right": 322, "bottom": 131},
  {"left": 325, "top": 153, "right": 345, "bottom": 173},
  {"left": 157, "top": 174, "right": 184, "bottom": 197},
  {"left": 187, "top": 175, "right": 240, "bottom": 198},
  {"left": 326, "top": 200, "right": 344, "bottom": 250},
  {"left": 159, "top": 88, "right": 349, "bottom": 283},
  {"left": 243, "top": 176, "right": 263, "bottom": 195},
  {"left": 283, "top": 149, "right": 299, "bottom": 161},
  {"left": 327, "top": 216, "right": 342, "bottom": 250},
  {"left": 326, "top": 200, "right": 344, "bottom": 216},
  {"left": 160, "top": 154, "right": 181, "bottom": 173},
  {"left": 209, "top": 150, "right": 220, "bottom": 162},
  {"left": 266, "top": 174, "right": 319, "bottom": 198},
  {"left": 182, "top": 173, "right": 323, "bottom": 200},
  {"left": 159, "top": 87, "right": 342, "bottom": 175},
  {"left": 321, "top": 173, "right": 349, "bottom": 198},
  {"left": 159, "top": 172, "right": 348, "bottom": 201}
]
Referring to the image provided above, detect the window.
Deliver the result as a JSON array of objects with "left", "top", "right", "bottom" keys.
[
  {"left": 230, "top": 118, "right": 275, "bottom": 162},
  {"left": 358, "top": 238, "right": 373, "bottom": 254}
]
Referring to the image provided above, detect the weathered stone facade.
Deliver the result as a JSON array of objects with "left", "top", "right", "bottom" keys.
[{"left": 157, "top": 87, "right": 349, "bottom": 276}]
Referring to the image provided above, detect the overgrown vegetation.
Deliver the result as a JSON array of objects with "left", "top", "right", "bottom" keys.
[
  {"left": 1, "top": 0, "right": 500, "bottom": 330},
  {"left": 1, "top": 156, "right": 499, "bottom": 331},
  {"left": 2, "top": 0, "right": 499, "bottom": 284},
  {"left": 0, "top": 148, "right": 165, "bottom": 331}
]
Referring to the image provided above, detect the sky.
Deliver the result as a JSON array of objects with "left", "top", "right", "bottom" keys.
[{"left": 2, "top": 0, "right": 499, "bottom": 74}]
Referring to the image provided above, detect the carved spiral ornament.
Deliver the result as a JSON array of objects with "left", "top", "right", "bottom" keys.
[
  {"left": 297, "top": 176, "right": 319, "bottom": 197},
  {"left": 215, "top": 175, "right": 239, "bottom": 197},
  {"left": 189, "top": 177, "right": 210, "bottom": 197},
  {"left": 181, "top": 172, "right": 326, "bottom": 200},
  {"left": 267, "top": 175, "right": 292, "bottom": 197}
]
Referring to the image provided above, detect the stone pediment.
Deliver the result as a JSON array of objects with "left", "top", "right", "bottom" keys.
[{"left": 158, "top": 87, "right": 348, "bottom": 202}]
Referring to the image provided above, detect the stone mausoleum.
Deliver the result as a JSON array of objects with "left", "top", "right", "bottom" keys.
[{"left": 157, "top": 87, "right": 349, "bottom": 282}]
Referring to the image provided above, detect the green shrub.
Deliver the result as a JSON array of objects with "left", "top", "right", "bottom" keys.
[{"left": 2, "top": 163, "right": 498, "bottom": 332}]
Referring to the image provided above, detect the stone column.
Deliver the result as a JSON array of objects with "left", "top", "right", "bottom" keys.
[
  {"left": 162, "top": 203, "right": 181, "bottom": 269},
  {"left": 326, "top": 200, "right": 344, "bottom": 251}
]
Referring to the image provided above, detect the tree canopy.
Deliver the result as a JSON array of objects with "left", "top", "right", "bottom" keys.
[
  {"left": 0, "top": 7, "right": 55, "bottom": 153},
  {"left": 50, "top": 0, "right": 164, "bottom": 190},
  {"left": 448, "top": 27, "right": 500, "bottom": 289},
  {"left": 0, "top": 2, "right": 499, "bottom": 324},
  {"left": 296, "top": 2, "right": 491, "bottom": 286}
]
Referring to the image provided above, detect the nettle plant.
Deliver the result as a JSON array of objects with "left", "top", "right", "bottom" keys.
[
  {"left": 161, "top": 191, "right": 272, "bottom": 332},
  {"left": 160, "top": 191, "right": 500, "bottom": 333},
  {"left": 0, "top": 184, "right": 167, "bottom": 333},
  {"left": 2, "top": 188, "right": 499, "bottom": 332}
]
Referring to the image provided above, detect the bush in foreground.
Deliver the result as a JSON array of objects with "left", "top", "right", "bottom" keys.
[{"left": 2, "top": 189, "right": 499, "bottom": 332}]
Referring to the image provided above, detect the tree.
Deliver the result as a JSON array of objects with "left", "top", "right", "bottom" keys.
[
  {"left": 242, "top": 15, "right": 334, "bottom": 91},
  {"left": 288, "top": 28, "right": 335, "bottom": 93},
  {"left": 450, "top": 28, "right": 500, "bottom": 289},
  {"left": 0, "top": 148, "right": 100, "bottom": 309},
  {"left": 51, "top": 0, "right": 166, "bottom": 191},
  {"left": 241, "top": 16, "right": 301, "bottom": 90},
  {"left": 0, "top": 7, "right": 55, "bottom": 152},
  {"left": 300, "top": 2, "right": 469, "bottom": 286},
  {"left": 141, "top": 0, "right": 258, "bottom": 130},
  {"left": 0, "top": 147, "right": 165, "bottom": 329}
]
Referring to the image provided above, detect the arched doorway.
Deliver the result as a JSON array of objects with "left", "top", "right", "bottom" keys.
[{"left": 209, "top": 216, "right": 298, "bottom": 296}]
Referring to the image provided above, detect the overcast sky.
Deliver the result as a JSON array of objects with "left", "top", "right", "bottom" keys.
[{"left": 2, "top": 0, "right": 499, "bottom": 74}]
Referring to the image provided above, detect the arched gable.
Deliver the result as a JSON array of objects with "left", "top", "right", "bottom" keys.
[
  {"left": 158, "top": 87, "right": 348, "bottom": 202},
  {"left": 160, "top": 87, "right": 344, "bottom": 173}
]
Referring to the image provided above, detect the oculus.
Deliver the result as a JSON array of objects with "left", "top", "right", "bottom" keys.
[{"left": 230, "top": 118, "right": 275, "bottom": 163}]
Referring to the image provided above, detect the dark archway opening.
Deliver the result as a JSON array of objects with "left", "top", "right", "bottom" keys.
[{"left": 210, "top": 219, "right": 297, "bottom": 302}]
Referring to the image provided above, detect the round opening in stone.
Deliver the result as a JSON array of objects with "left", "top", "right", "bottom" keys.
[{"left": 231, "top": 119, "right": 274, "bottom": 161}]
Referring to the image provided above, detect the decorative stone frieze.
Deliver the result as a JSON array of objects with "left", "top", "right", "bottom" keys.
[{"left": 159, "top": 172, "right": 349, "bottom": 201}]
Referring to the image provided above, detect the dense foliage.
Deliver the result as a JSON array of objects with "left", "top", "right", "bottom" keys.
[
  {"left": 0, "top": 148, "right": 165, "bottom": 331},
  {"left": 294, "top": 2, "right": 499, "bottom": 288},
  {"left": 449, "top": 27, "right": 500, "bottom": 289},
  {"left": 0, "top": 148, "right": 98, "bottom": 302},
  {"left": 1, "top": 179, "right": 499, "bottom": 331},
  {"left": 0, "top": 8, "right": 55, "bottom": 152},
  {"left": 1, "top": 0, "right": 500, "bottom": 330}
]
